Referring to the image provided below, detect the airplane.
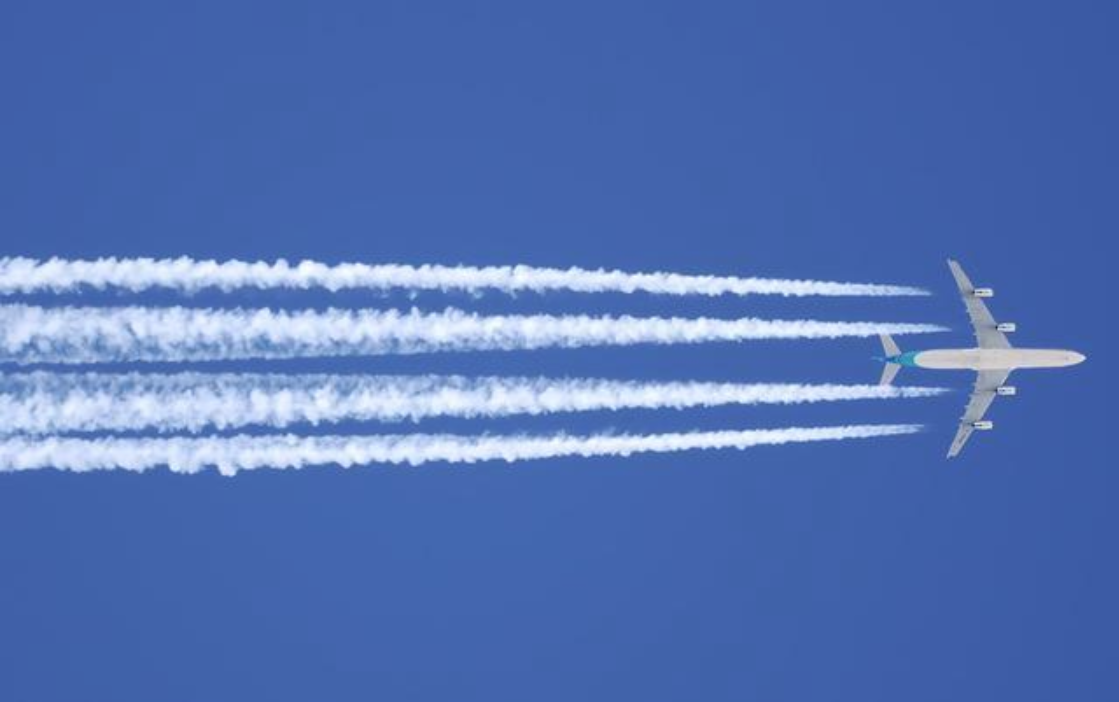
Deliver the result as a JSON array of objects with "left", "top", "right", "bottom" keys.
[{"left": 876, "top": 259, "right": 1086, "bottom": 458}]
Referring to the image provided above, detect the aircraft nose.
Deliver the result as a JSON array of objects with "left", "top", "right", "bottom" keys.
[{"left": 1071, "top": 352, "right": 1087, "bottom": 365}]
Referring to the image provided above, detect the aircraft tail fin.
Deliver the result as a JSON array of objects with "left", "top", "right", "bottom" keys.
[{"left": 878, "top": 334, "right": 902, "bottom": 386}]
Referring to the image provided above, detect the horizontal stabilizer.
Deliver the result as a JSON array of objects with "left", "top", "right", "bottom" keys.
[
  {"left": 879, "top": 363, "right": 900, "bottom": 386},
  {"left": 879, "top": 334, "right": 901, "bottom": 358}
]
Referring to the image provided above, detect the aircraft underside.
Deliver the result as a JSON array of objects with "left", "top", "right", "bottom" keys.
[
  {"left": 911, "top": 348, "right": 1085, "bottom": 371},
  {"left": 877, "top": 259, "right": 1085, "bottom": 457}
]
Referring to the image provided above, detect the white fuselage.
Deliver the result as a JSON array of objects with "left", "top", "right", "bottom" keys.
[{"left": 912, "top": 348, "right": 1086, "bottom": 371}]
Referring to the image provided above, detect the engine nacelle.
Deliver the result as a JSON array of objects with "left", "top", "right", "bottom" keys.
[
  {"left": 972, "top": 420, "right": 994, "bottom": 430},
  {"left": 996, "top": 386, "right": 1017, "bottom": 396},
  {"left": 996, "top": 322, "right": 1016, "bottom": 333},
  {"left": 972, "top": 288, "right": 994, "bottom": 298}
]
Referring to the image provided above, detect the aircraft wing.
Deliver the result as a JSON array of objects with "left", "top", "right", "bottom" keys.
[
  {"left": 947, "top": 369, "right": 1012, "bottom": 458},
  {"left": 947, "top": 259, "right": 1012, "bottom": 349}
]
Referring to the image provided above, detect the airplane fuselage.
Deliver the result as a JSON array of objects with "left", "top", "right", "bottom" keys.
[{"left": 888, "top": 348, "right": 1086, "bottom": 371}]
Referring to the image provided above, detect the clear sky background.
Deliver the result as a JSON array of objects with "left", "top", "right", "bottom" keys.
[{"left": 1, "top": 2, "right": 1116, "bottom": 700}]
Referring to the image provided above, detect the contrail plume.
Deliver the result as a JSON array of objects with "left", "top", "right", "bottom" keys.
[
  {"left": 0, "top": 424, "right": 923, "bottom": 475},
  {"left": 0, "top": 305, "right": 946, "bottom": 364},
  {"left": 0, "top": 256, "right": 929, "bottom": 297},
  {"left": 0, "top": 372, "right": 948, "bottom": 434}
]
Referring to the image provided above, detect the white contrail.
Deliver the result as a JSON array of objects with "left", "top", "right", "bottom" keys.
[
  {"left": 0, "top": 305, "right": 946, "bottom": 364},
  {"left": 0, "top": 424, "right": 923, "bottom": 475},
  {"left": 0, "top": 256, "right": 929, "bottom": 297},
  {"left": 0, "top": 372, "right": 947, "bottom": 434}
]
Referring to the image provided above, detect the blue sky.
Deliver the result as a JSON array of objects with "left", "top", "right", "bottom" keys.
[{"left": 0, "top": 1, "right": 1116, "bottom": 700}]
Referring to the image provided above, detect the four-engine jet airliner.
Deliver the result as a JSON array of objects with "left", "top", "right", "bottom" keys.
[{"left": 877, "top": 259, "right": 1085, "bottom": 458}]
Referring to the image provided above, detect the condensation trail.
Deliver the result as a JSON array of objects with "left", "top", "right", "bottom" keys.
[
  {"left": 0, "top": 372, "right": 948, "bottom": 434},
  {"left": 0, "top": 257, "right": 929, "bottom": 297},
  {"left": 0, "top": 424, "right": 923, "bottom": 475},
  {"left": 0, "top": 305, "right": 946, "bottom": 364}
]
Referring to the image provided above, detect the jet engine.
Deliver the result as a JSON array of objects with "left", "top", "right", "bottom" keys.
[
  {"left": 996, "top": 322, "right": 1016, "bottom": 333},
  {"left": 972, "top": 288, "right": 994, "bottom": 298},
  {"left": 972, "top": 420, "right": 994, "bottom": 430},
  {"left": 996, "top": 386, "right": 1017, "bottom": 396}
]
